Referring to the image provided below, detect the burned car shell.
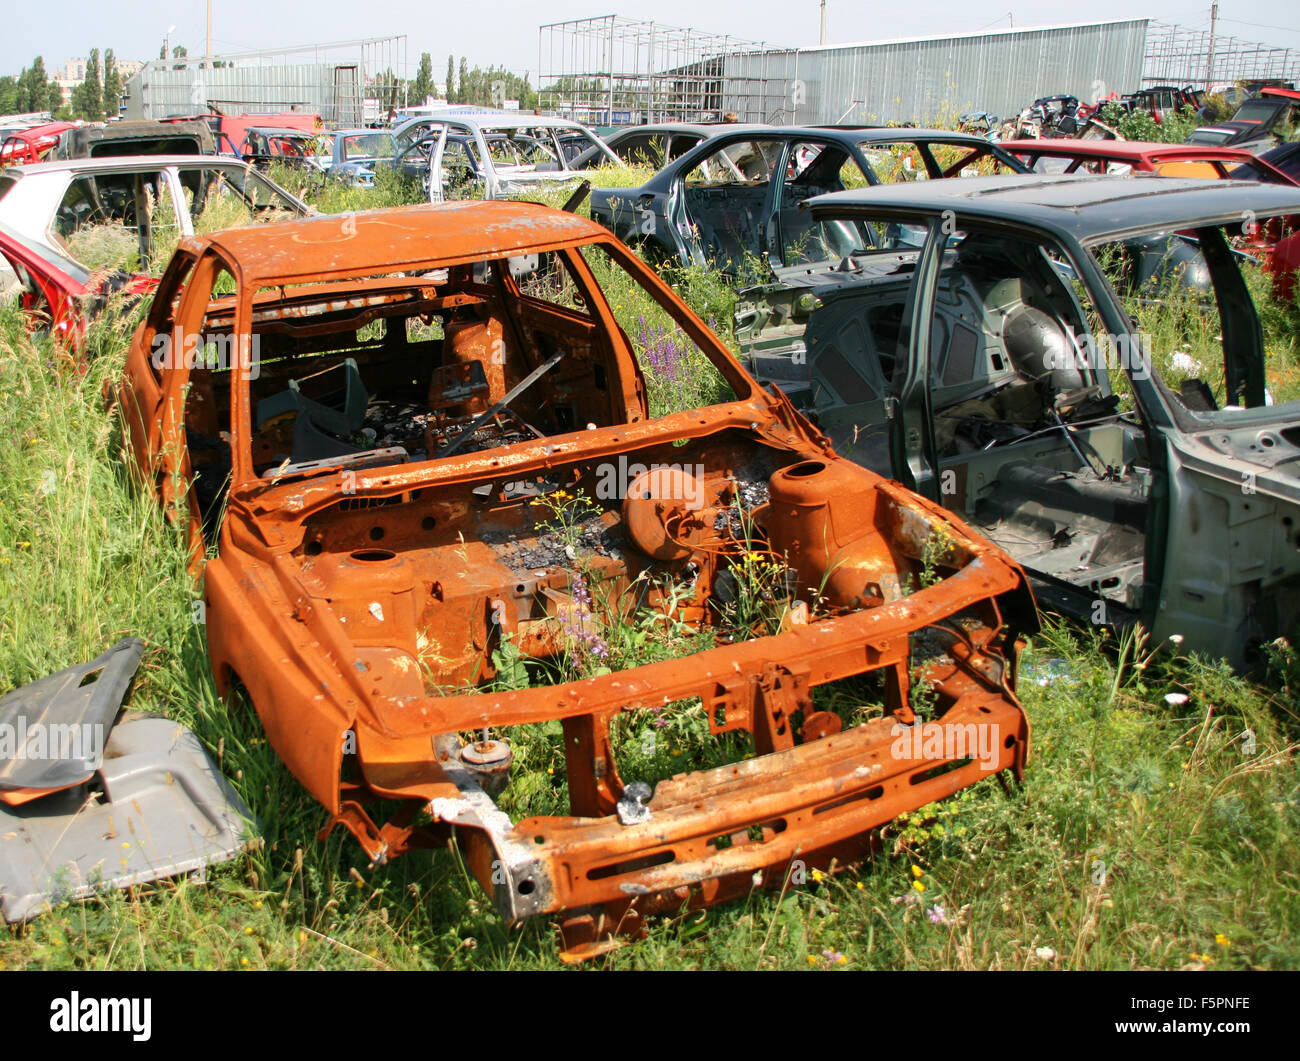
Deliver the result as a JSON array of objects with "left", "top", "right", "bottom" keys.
[
  {"left": 120, "top": 201, "right": 1035, "bottom": 954},
  {"left": 738, "top": 174, "right": 1300, "bottom": 666}
]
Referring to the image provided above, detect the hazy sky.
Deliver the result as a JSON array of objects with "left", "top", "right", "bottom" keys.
[{"left": 5, "top": 1, "right": 1297, "bottom": 79}]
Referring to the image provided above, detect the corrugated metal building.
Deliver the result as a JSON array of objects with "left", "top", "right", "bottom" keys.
[
  {"left": 127, "top": 63, "right": 360, "bottom": 123},
  {"left": 720, "top": 19, "right": 1150, "bottom": 125},
  {"left": 123, "top": 38, "right": 406, "bottom": 127}
]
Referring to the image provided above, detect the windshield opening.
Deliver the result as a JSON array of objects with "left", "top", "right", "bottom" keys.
[{"left": 201, "top": 242, "right": 744, "bottom": 489}]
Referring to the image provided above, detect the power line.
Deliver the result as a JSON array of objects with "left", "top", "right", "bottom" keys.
[
  {"left": 1219, "top": 18, "right": 1300, "bottom": 36},
  {"left": 974, "top": 12, "right": 1013, "bottom": 32}
]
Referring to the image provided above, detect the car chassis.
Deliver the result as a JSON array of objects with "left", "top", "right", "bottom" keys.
[{"left": 121, "top": 201, "right": 1035, "bottom": 958}]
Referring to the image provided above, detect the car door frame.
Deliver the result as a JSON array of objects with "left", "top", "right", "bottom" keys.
[
  {"left": 664, "top": 132, "right": 781, "bottom": 268},
  {"left": 767, "top": 137, "right": 881, "bottom": 274}
]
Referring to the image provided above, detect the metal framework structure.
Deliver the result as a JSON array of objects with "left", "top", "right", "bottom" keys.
[
  {"left": 538, "top": 16, "right": 1299, "bottom": 130},
  {"left": 538, "top": 16, "right": 768, "bottom": 125},
  {"left": 1142, "top": 21, "right": 1300, "bottom": 86},
  {"left": 126, "top": 36, "right": 407, "bottom": 126}
]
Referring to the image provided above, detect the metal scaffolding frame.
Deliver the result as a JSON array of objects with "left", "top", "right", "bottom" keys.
[
  {"left": 537, "top": 16, "right": 1298, "bottom": 129},
  {"left": 127, "top": 36, "right": 407, "bottom": 126},
  {"left": 1142, "top": 21, "right": 1299, "bottom": 86},
  {"left": 538, "top": 15, "right": 771, "bottom": 125}
]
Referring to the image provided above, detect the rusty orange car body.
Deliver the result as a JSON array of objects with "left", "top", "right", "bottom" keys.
[{"left": 119, "top": 201, "right": 1037, "bottom": 958}]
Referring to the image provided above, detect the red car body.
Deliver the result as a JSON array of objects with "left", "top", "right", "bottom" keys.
[
  {"left": 0, "top": 123, "right": 75, "bottom": 168},
  {"left": 160, "top": 112, "right": 323, "bottom": 157},
  {"left": 0, "top": 221, "right": 155, "bottom": 350}
]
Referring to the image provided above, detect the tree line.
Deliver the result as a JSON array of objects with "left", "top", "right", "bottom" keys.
[
  {"left": 2, "top": 46, "right": 543, "bottom": 122},
  {"left": 408, "top": 52, "right": 538, "bottom": 111},
  {"left": 0, "top": 51, "right": 123, "bottom": 120}
]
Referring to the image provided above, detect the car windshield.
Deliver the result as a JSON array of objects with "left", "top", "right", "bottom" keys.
[
  {"left": 205, "top": 241, "right": 742, "bottom": 484},
  {"left": 343, "top": 133, "right": 394, "bottom": 160},
  {"left": 1233, "top": 99, "right": 1284, "bottom": 124}
]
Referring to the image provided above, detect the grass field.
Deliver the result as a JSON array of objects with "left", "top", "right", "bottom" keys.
[{"left": 1, "top": 168, "right": 1299, "bottom": 970}]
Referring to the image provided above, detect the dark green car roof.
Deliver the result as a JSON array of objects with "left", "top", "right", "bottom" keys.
[{"left": 806, "top": 173, "right": 1300, "bottom": 241}]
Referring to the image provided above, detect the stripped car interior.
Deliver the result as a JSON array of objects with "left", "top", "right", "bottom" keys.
[{"left": 736, "top": 175, "right": 1300, "bottom": 665}]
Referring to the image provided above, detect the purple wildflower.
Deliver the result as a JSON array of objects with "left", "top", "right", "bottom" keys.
[
  {"left": 561, "top": 572, "right": 609, "bottom": 661},
  {"left": 635, "top": 317, "right": 689, "bottom": 383}
]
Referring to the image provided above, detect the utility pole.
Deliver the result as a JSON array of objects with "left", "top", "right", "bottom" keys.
[
  {"left": 820, "top": 0, "right": 827, "bottom": 46},
  {"left": 206, "top": 0, "right": 213, "bottom": 67},
  {"left": 1206, "top": 3, "right": 1218, "bottom": 84}
]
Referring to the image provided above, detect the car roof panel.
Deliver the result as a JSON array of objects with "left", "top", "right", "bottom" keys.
[{"left": 806, "top": 173, "right": 1300, "bottom": 239}]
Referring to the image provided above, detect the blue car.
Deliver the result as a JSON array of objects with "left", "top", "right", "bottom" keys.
[{"left": 326, "top": 129, "right": 396, "bottom": 187}]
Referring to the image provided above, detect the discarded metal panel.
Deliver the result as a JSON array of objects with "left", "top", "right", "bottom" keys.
[
  {"left": 0, "top": 714, "right": 254, "bottom": 923},
  {"left": 0, "top": 638, "right": 145, "bottom": 805}
]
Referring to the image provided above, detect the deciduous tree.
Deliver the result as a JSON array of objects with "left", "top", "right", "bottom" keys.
[
  {"left": 103, "top": 49, "right": 121, "bottom": 118},
  {"left": 73, "top": 48, "right": 102, "bottom": 121},
  {"left": 412, "top": 52, "right": 433, "bottom": 106}
]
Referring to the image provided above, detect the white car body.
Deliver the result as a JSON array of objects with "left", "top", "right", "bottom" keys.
[
  {"left": 394, "top": 111, "right": 619, "bottom": 202},
  {"left": 0, "top": 155, "right": 308, "bottom": 272}
]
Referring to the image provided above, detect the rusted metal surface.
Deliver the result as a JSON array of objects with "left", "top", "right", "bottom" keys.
[{"left": 121, "top": 199, "right": 1037, "bottom": 956}]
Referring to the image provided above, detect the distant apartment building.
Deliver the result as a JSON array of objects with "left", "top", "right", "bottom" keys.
[{"left": 56, "top": 56, "right": 145, "bottom": 109}]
